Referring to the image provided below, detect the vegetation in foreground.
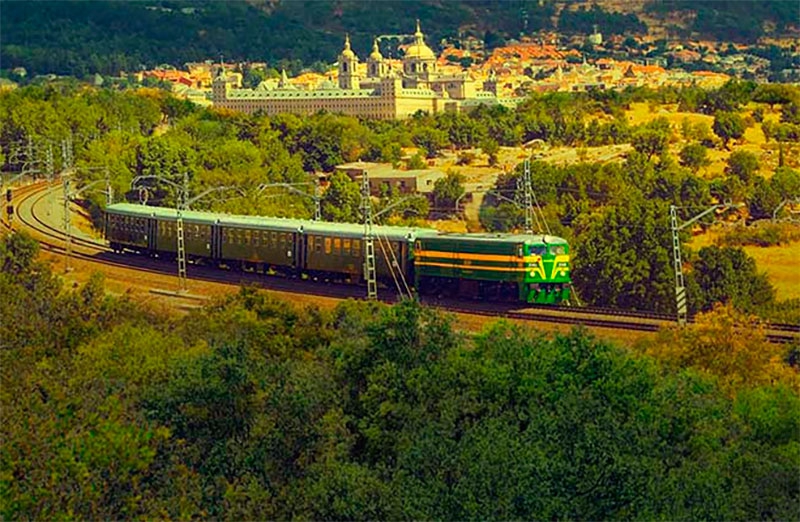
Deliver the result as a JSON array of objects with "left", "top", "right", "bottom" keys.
[{"left": 1, "top": 232, "right": 798, "bottom": 519}]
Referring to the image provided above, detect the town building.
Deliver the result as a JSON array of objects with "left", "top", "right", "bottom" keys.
[
  {"left": 211, "top": 21, "right": 516, "bottom": 119},
  {"left": 335, "top": 161, "right": 446, "bottom": 197}
]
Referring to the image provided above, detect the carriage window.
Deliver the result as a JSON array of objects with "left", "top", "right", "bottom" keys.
[
  {"left": 530, "top": 246, "right": 546, "bottom": 255},
  {"left": 324, "top": 237, "right": 331, "bottom": 254},
  {"left": 314, "top": 236, "right": 322, "bottom": 253},
  {"left": 333, "top": 238, "right": 341, "bottom": 254},
  {"left": 244, "top": 230, "right": 251, "bottom": 245},
  {"left": 353, "top": 239, "right": 361, "bottom": 254},
  {"left": 517, "top": 245, "right": 524, "bottom": 258},
  {"left": 343, "top": 238, "right": 351, "bottom": 255},
  {"left": 549, "top": 245, "right": 566, "bottom": 255}
]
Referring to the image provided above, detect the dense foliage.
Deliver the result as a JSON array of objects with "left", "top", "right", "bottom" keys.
[
  {"left": 1, "top": 232, "right": 798, "bottom": 519},
  {"left": 1, "top": 0, "right": 559, "bottom": 77},
  {"left": 647, "top": 0, "right": 799, "bottom": 42}
]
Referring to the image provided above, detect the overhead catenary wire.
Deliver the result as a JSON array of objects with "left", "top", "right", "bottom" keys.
[{"left": 378, "top": 230, "right": 413, "bottom": 299}]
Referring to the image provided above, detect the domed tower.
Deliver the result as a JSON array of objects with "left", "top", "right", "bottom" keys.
[
  {"left": 403, "top": 20, "right": 436, "bottom": 78},
  {"left": 367, "top": 38, "right": 386, "bottom": 78},
  {"left": 338, "top": 34, "right": 360, "bottom": 90}
]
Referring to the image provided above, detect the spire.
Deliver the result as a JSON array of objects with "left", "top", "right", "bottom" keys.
[
  {"left": 279, "top": 68, "right": 289, "bottom": 87},
  {"left": 370, "top": 37, "right": 383, "bottom": 61},
  {"left": 341, "top": 33, "right": 356, "bottom": 59},
  {"left": 414, "top": 19, "right": 425, "bottom": 45}
]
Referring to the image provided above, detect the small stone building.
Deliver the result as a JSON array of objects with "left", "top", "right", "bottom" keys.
[{"left": 335, "top": 162, "right": 445, "bottom": 196}]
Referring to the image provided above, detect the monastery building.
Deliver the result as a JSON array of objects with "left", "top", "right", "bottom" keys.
[{"left": 212, "top": 21, "right": 515, "bottom": 119}]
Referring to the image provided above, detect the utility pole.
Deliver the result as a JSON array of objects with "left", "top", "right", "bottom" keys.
[
  {"left": 361, "top": 172, "right": 377, "bottom": 300},
  {"left": 670, "top": 203, "right": 742, "bottom": 326},
  {"left": 63, "top": 176, "right": 73, "bottom": 272},
  {"left": 522, "top": 159, "right": 534, "bottom": 234},
  {"left": 314, "top": 179, "right": 321, "bottom": 221},
  {"left": 105, "top": 166, "right": 113, "bottom": 206},
  {"left": 132, "top": 174, "right": 240, "bottom": 294},
  {"left": 61, "top": 173, "right": 113, "bottom": 273},
  {"left": 176, "top": 172, "right": 189, "bottom": 293},
  {"left": 669, "top": 205, "right": 686, "bottom": 325},
  {"left": 45, "top": 143, "right": 58, "bottom": 217}
]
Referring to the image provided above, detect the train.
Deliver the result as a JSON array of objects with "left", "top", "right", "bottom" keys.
[{"left": 104, "top": 203, "right": 571, "bottom": 304}]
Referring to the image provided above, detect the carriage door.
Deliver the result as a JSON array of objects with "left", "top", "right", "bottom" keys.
[
  {"left": 211, "top": 221, "right": 222, "bottom": 260},
  {"left": 146, "top": 217, "right": 157, "bottom": 251}
]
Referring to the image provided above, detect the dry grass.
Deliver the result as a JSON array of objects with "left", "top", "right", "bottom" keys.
[
  {"left": 741, "top": 243, "right": 800, "bottom": 301},
  {"left": 690, "top": 228, "right": 800, "bottom": 301}
]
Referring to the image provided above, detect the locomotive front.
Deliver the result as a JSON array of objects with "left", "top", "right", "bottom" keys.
[{"left": 522, "top": 236, "right": 571, "bottom": 304}]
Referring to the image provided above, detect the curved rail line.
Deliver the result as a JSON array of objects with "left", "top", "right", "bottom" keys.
[{"left": 14, "top": 182, "right": 800, "bottom": 344}]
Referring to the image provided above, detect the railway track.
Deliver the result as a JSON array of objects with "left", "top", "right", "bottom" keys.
[{"left": 13, "top": 182, "right": 800, "bottom": 345}]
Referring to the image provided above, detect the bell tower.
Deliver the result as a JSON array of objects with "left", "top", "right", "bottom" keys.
[
  {"left": 338, "top": 34, "right": 360, "bottom": 90},
  {"left": 367, "top": 38, "right": 386, "bottom": 78}
]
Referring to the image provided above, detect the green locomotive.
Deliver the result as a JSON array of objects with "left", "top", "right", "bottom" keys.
[
  {"left": 104, "top": 203, "right": 570, "bottom": 304},
  {"left": 415, "top": 233, "right": 570, "bottom": 304}
]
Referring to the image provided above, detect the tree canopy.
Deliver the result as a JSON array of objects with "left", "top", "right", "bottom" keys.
[{"left": 2, "top": 231, "right": 798, "bottom": 519}]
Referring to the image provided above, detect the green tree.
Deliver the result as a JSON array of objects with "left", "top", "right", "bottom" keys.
[
  {"left": 687, "top": 246, "right": 775, "bottom": 314},
  {"left": 480, "top": 137, "right": 500, "bottom": 166},
  {"left": 573, "top": 195, "right": 675, "bottom": 312},
  {"left": 771, "top": 166, "right": 800, "bottom": 201},
  {"left": 321, "top": 171, "right": 361, "bottom": 223},
  {"left": 407, "top": 153, "right": 427, "bottom": 170},
  {"left": 749, "top": 177, "right": 782, "bottom": 218},
  {"left": 432, "top": 172, "right": 466, "bottom": 211},
  {"left": 725, "top": 150, "right": 760, "bottom": 184},
  {"left": 752, "top": 83, "right": 797, "bottom": 110},
  {"left": 679, "top": 142, "right": 710, "bottom": 171},
  {"left": 412, "top": 127, "right": 449, "bottom": 159},
  {"left": 713, "top": 111, "right": 746, "bottom": 148},
  {"left": 631, "top": 120, "right": 670, "bottom": 160}
]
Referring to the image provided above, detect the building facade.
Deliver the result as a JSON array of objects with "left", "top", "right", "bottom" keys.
[{"left": 212, "top": 21, "right": 516, "bottom": 119}]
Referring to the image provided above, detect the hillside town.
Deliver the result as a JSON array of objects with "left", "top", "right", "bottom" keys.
[{"left": 7, "top": 18, "right": 791, "bottom": 111}]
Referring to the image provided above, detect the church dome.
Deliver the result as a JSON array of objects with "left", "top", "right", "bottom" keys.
[
  {"left": 340, "top": 34, "right": 356, "bottom": 60},
  {"left": 369, "top": 38, "right": 383, "bottom": 61},
  {"left": 404, "top": 20, "right": 435, "bottom": 60}
]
